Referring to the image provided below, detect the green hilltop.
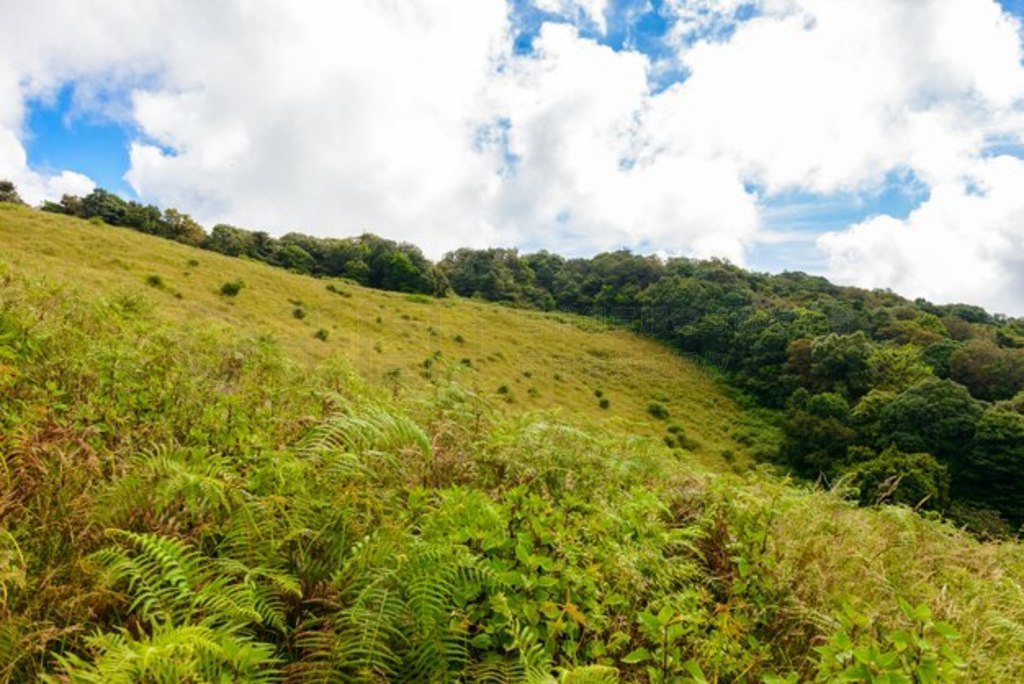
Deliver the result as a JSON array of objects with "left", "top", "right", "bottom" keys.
[{"left": 1, "top": 200, "right": 1023, "bottom": 682}]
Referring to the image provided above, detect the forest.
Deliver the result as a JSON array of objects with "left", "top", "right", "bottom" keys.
[{"left": 30, "top": 183, "right": 1024, "bottom": 537}]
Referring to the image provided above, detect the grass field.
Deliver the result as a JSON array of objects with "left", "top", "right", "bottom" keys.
[{"left": 0, "top": 203, "right": 763, "bottom": 466}]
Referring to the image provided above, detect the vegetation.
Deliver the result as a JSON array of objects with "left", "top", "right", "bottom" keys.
[
  {"left": 0, "top": 181, "right": 24, "bottom": 206},
  {"left": 0, "top": 200, "right": 755, "bottom": 453},
  {"left": 220, "top": 279, "right": 244, "bottom": 297},
  {"left": 30, "top": 183, "right": 1023, "bottom": 529},
  {"left": 437, "top": 247, "right": 1024, "bottom": 534},
  {"left": 0, "top": 256, "right": 1022, "bottom": 681},
  {"left": 39, "top": 187, "right": 446, "bottom": 296},
  {"left": 2, "top": 183, "right": 1023, "bottom": 680}
]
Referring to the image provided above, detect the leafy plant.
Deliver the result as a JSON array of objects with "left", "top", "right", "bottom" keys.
[
  {"left": 220, "top": 279, "right": 244, "bottom": 296},
  {"left": 647, "top": 402, "right": 670, "bottom": 420}
]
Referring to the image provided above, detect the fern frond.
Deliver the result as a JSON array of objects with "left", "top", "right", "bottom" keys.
[
  {"left": 47, "top": 622, "right": 280, "bottom": 684},
  {"left": 294, "top": 403, "right": 431, "bottom": 486},
  {"left": 92, "top": 530, "right": 202, "bottom": 626}
]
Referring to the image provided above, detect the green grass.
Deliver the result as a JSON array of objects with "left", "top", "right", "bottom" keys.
[
  {"left": 0, "top": 203, "right": 759, "bottom": 465},
  {"left": 1, "top": 201, "right": 1023, "bottom": 682}
]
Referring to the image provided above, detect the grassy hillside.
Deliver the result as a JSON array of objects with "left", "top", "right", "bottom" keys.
[
  {"left": 0, "top": 203, "right": 760, "bottom": 464},
  {"left": 2, "top": 201, "right": 1023, "bottom": 682}
]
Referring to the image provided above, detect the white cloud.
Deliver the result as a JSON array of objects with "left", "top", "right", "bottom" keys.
[
  {"left": 819, "top": 155, "right": 1024, "bottom": 316},
  {"left": 652, "top": 0, "right": 1024, "bottom": 193},
  {"left": 488, "top": 22, "right": 759, "bottom": 261},
  {"left": 532, "top": 0, "right": 609, "bottom": 33},
  {"left": 653, "top": 0, "right": 1024, "bottom": 311},
  {"left": 1, "top": 0, "right": 1024, "bottom": 312}
]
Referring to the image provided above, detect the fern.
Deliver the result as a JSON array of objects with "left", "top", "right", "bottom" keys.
[
  {"left": 294, "top": 402, "right": 431, "bottom": 485},
  {"left": 92, "top": 530, "right": 201, "bottom": 627},
  {"left": 47, "top": 622, "right": 279, "bottom": 683}
]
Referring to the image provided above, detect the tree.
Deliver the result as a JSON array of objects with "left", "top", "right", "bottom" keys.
[
  {"left": 848, "top": 446, "right": 950, "bottom": 510},
  {"left": 206, "top": 224, "right": 257, "bottom": 257},
  {"left": 921, "top": 339, "right": 962, "bottom": 378},
  {"left": 867, "top": 344, "right": 931, "bottom": 393},
  {"left": 162, "top": 208, "right": 206, "bottom": 246},
  {"left": 0, "top": 179, "right": 25, "bottom": 204},
  {"left": 948, "top": 339, "right": 1024, "bottom": 401},
  {"left": 810, "top": 332, "right": 873, "bottom": 399},
  {"left": 438, "top": 248, "right": 529, "bottom": 302},
  {"left": 80, "top": 188, "right": 129, "bottom": 224},
  {"left": 274, "top": 243, "right": 316, "bottom": 274},
  {"left": 730, "top": 311, "right": 792, "bottom": 406},
  {"left": 962, "top": 409, "right": 1024, "bottom": 525},
  {"left": 779, "top": 390, "right": 858, "bottom": 477},
  {"left": 878, "top": 378, "right": 983, "bottom": 467}
]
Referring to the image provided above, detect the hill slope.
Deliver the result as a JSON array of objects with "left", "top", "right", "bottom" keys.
[
  {"left": 0, "top": 204, "right": 760, "bottom": 463},
  {"left": 2, "top": 201, "right": 1023, "bottom": 682}
]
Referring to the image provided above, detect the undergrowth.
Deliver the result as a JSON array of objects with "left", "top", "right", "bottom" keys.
[{"left": 0, "top": 266, "right": 1022, "bottom": 682}]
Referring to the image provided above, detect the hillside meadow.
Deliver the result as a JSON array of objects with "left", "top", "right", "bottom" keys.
[
  {"left": 0, "top": 204, "right": 762, "bottom": 465},
  {"left": 0, "top": 203, "right": 1023, "bottom": 681}
]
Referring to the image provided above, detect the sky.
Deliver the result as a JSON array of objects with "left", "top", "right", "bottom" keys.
[{"left": 2, "top": 1, "right": 1024, "bottom": 315}]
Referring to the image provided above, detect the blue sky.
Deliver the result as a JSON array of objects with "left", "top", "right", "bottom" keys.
[{"left": 5, "top": 0, "right": 1024, "bottom": 312}]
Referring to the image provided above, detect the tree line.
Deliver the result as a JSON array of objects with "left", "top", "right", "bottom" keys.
[
  {"left": 435, "top": 248, "right": 1024, "bottom": 535},
  {"left": 4, "top": 181, "right": 1023, "bottom": 534},
  {"left": 36, "top": 187, "right": 448, "bottom": 296}
]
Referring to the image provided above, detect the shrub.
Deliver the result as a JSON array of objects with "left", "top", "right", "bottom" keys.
[
  {"left": 454, "top": 334, "right": 465, "bottom": 344},
  {"left": 0, "top": 179, "right": 25, "bottom": 204},
  {"left": 599, "top": 398, "right": 610, "bottom": 410},
  {"left": 497, "top": 385, "right": 510, "bottom": 395},
  {"left": 292, "top": 307, "right": 306, "bottom": 320},
  {"left": 314, "top": 328, "right": 329, "bottom": 341},
  {"left": 847, "top": 446, "right": 950, "bottom": 510},
  {"left": 594, "top": 389, "right": 604, "bottom": 398},
  {"left": 648, "top": 402, "right": 670, "bottom": 420},
  {"left": 460, "top": 358, "right": 472, "bottom": 367},
  {"left": 145, "top": 274, "right": 164, "bottom": 289},
  {"left": 220, "top": 280, "right": 244, "bottom": 297},
  {"left": 186, "top": 258, "right": 199, "bottom": 268}
]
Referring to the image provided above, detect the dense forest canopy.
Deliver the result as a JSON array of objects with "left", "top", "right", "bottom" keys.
[{"left": 12, "top": 182, "right": 1024, "bottom": 535}]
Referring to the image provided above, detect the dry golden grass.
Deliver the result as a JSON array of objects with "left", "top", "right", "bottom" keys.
[{"left": 0, "top": 203, "right": 760, "bottom": 466}]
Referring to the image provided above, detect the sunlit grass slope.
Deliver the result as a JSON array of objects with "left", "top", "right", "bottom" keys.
[{"left": 0, "top": 203, "right": 760, "bottom": 462}]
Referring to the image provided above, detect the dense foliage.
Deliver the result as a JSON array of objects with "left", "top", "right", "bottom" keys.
[
  {"left": 2, "top": 266, "right": 1023, "bottom": 682},
  {"left": 436, "top": 249, "right": 1024, "bottom": 534}
]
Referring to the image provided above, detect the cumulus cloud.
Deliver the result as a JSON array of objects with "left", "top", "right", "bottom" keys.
[
  {"left": 488, "top": 22, "right": 759, "bottom": 261},
  {"left": 1, "top": 0, "right": 1024, "bottom": 311},
  {"left": 653, "top": 0, "right": 1024, "bottom": 311},
  {"left": 819, "top": 155, "right": 1024, "bottom": 316}
]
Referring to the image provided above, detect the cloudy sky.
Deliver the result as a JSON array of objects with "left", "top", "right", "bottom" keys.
[{"left": 3, "top": 1, "right": 1024, "bottom": 314}]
